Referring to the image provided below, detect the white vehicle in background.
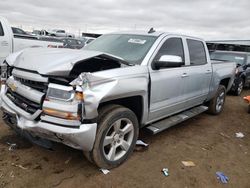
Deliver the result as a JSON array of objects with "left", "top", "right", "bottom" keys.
[
  {"left": 0, "top": 17, "right": 63, "bottom": 65},
  {"left": 48, "top": 29, "right": 75, "bottom": 38}
]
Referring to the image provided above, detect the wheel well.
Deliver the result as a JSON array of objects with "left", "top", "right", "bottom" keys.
[
  {"left": 220, "top": 78, "right": 230, "bottom": 89},
  {"left": 99, "top": 96, "right": 143, "bottom": 124}
]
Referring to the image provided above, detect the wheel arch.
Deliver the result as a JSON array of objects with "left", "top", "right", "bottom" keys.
[
  {"left": 98, "top": 95, "right": 145, "bottom": 126},
  {"left": 219, "top": 77, "right": 230, "bottom": 90}
]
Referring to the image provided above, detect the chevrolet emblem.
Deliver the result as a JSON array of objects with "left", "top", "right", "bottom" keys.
[{"left": 8, "top": 83, "right": 17, "bottom": 92}]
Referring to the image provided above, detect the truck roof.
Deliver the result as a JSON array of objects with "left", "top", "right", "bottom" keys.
[{"left": 110, "top": 30, "right": 204, "bottom": 41}]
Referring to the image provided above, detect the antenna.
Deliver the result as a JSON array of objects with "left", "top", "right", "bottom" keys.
[{"left": 148, "top": 27, "right": 155, "bottom": 33}]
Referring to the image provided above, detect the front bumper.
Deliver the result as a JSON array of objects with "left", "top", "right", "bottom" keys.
[{"left": 0, "top": 89, "right": 97, "bottom": 151}]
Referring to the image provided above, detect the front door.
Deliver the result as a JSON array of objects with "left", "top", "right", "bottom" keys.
[{"left": 148, "top": 37, "right": 188, "bottom": 122}]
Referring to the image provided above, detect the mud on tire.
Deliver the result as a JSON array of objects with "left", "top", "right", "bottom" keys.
[
  {"left": 83, "top": 104, "right": 139, "bottom": 169},
  {"left": 208, "top": 85, "right": 226, "bottom": 115}
]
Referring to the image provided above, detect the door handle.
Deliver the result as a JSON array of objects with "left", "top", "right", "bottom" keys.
[
  {"left": 205, "top": 70, "right": 212, "bottom": 74},
  {"left": 181, "top": 73, "right": 189, "bottom": 78},
  {"left": 1, "top": 41, "right": 8, "bottom": 46}
]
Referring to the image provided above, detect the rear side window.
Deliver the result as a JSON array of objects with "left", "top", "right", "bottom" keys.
[
  {"left": 187, "top": 39, "right": 207, "bottom": 65},
  {"left": 155, "top": 37, "right": 184, "bottom": 62},
  {"left": 0, "top": 22, "right": 4, "bottom": 36}
]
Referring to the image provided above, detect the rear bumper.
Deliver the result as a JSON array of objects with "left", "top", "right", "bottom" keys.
[{"left": 0, "top": 89, "right": 97, "bottom": 151}]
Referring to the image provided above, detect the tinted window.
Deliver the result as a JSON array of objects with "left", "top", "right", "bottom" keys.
[
  {"left": 12, "top": 27, "right": 27, "bottom": 35},
  {"left": 155, "top": 38, "right": 184, "bottom": 62},
  {"left": 187, "top": 39, "right": 207, "bottom": 65},
  {"left": 0, "top": 22, "right": 4, "bottom": 36}
]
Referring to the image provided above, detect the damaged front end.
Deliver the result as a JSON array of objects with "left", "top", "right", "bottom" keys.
[{"left": 0, "top": 51, "right": 134, "bottom": 151}]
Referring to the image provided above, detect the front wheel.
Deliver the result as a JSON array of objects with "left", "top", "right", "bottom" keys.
[
  {"left": 233, "top": 78, "right": 244, "bottom": 96},
  {"left": 85, "top": 105, "right": 139, "bottom": 169},
  {"left": 208, "top": 85, "right": 226, "bottom": 115}
]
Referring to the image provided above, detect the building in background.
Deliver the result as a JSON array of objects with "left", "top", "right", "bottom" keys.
[{"left": 207, "top": 40, "right": 250, "bottom": 52}]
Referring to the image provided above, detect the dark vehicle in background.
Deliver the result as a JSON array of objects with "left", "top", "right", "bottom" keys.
[
  {"left": 210, "top": 51, "right": 250, "bottom": 95},
  {"left": 61, "top": 37, "right": 85, "bottom": 49}
]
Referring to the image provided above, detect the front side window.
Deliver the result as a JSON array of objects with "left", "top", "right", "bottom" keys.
[
  {"left": 57, "top": 30, "right": 65, "bottom": 33},
  {"left": 0, "top": 22, "right": 4, "bottom": 36},
  {"left": 187, "top": 39, "right": 207, "bottom": 65},
  {"left": 154, "top": 37, "right": 184, "bottom": 62}
]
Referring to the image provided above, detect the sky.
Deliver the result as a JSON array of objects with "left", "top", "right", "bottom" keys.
[{"left": 0, "top": 0, "right": 249, "bottom": 40}]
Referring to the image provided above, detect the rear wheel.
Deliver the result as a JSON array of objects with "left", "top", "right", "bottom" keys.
[
  {"left": 84, "top": 105, "right": 139, "bottom": 169},
  {"left": 208, "top": 85, "right": 226, "bottom": 115}
]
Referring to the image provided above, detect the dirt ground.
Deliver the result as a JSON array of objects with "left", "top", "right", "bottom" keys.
[{"left": 0, "top": 90, "right": 250, "bottom": 188}]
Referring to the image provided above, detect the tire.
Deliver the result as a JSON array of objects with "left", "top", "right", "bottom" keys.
[
  {"left": 233, "top": 78, "right": 244, "bottom": 96},
  {"left": 83, "top": 105, "right": 120, "bottom": 163},
  {"left": 84, "top": 105, "right": 139, "bottom": 169},
  {"left": 208, "top": 85, "right": 226, "bottom": 115}
]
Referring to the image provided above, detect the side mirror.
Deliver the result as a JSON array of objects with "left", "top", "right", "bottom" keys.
[{"left": 153, "top": 55, "right": 184, "bottom": 70}]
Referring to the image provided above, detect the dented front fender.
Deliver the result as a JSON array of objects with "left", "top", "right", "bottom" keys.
[{"left": 71, "top": 66, "right": 149, "bottom": 122}]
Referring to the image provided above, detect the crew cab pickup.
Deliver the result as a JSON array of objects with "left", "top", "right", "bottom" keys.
[
  {"left": 0, "top": 17, "right": 63, "bottom": 65},
  {"left": 0, "top": 31, "right": 236, "bottom": 169}
]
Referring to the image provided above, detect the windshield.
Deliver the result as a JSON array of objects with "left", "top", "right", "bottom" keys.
[
  {"left": 84, "top": 34, "right": 157, "bottom": 64},
  {"left": 210, "top": 52, "right": 246, "bottom": 65}
]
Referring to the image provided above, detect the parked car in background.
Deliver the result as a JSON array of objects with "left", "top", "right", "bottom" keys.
[
  {"left": 48, "top": 29, "right": 75, "bottom": 38},
  {"left": 210, "top": 50, "right": 250, "bottom": 95},
  {"left": 61, "top": 37, "right": 85, "bottom": 49},
  {"left": 0, "top": 17, "right": 63, "bottom": 66},
  {"left": 0, "top": 31, "right": 235, "bottom": 169}
]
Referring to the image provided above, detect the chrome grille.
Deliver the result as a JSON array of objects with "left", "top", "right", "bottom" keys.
[
  {"left": 6, "top": 88, "right": 41, "bottom": 114},
  {"left": 14, "top": 76, "right": 48, "bottom": 92},
  {"left": 5, "top": 69, "right": 48, "bottom": 115}
]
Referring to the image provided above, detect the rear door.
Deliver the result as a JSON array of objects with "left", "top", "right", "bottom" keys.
[
  {"left": 182, "top": 38, "right": 212, "bottom": 109},
  {"left": 0, "top": 20, "right": 12, "bottom": 64},
  {"left": 148, "top": 36, "right": 189, "bottom": 122}
]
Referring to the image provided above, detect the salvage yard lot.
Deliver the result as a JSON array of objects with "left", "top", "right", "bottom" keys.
[{"left": 0, "top": 90, "right": 250, "bottom": 188}]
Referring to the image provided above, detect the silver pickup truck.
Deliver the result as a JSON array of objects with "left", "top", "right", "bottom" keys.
[{"left": 0, "top": 31, "right": 235, "bottom": 169}]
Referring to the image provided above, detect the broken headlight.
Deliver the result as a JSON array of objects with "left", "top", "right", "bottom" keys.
[{"left": 46, "top": 83, "right": 75, "bottom": 102}]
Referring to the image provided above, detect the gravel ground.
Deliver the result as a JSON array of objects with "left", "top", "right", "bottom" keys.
[{"left": 0, "top": 90, "right": 249, "bottom": 188}]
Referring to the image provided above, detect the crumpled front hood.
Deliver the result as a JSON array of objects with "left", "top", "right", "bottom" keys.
[{"left": 6, "top": 48, "right": 119, "bottom": 76}]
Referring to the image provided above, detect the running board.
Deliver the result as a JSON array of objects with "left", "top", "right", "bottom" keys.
[{"left": 145, "top": 105, "right": 208, "bottom": 135}]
